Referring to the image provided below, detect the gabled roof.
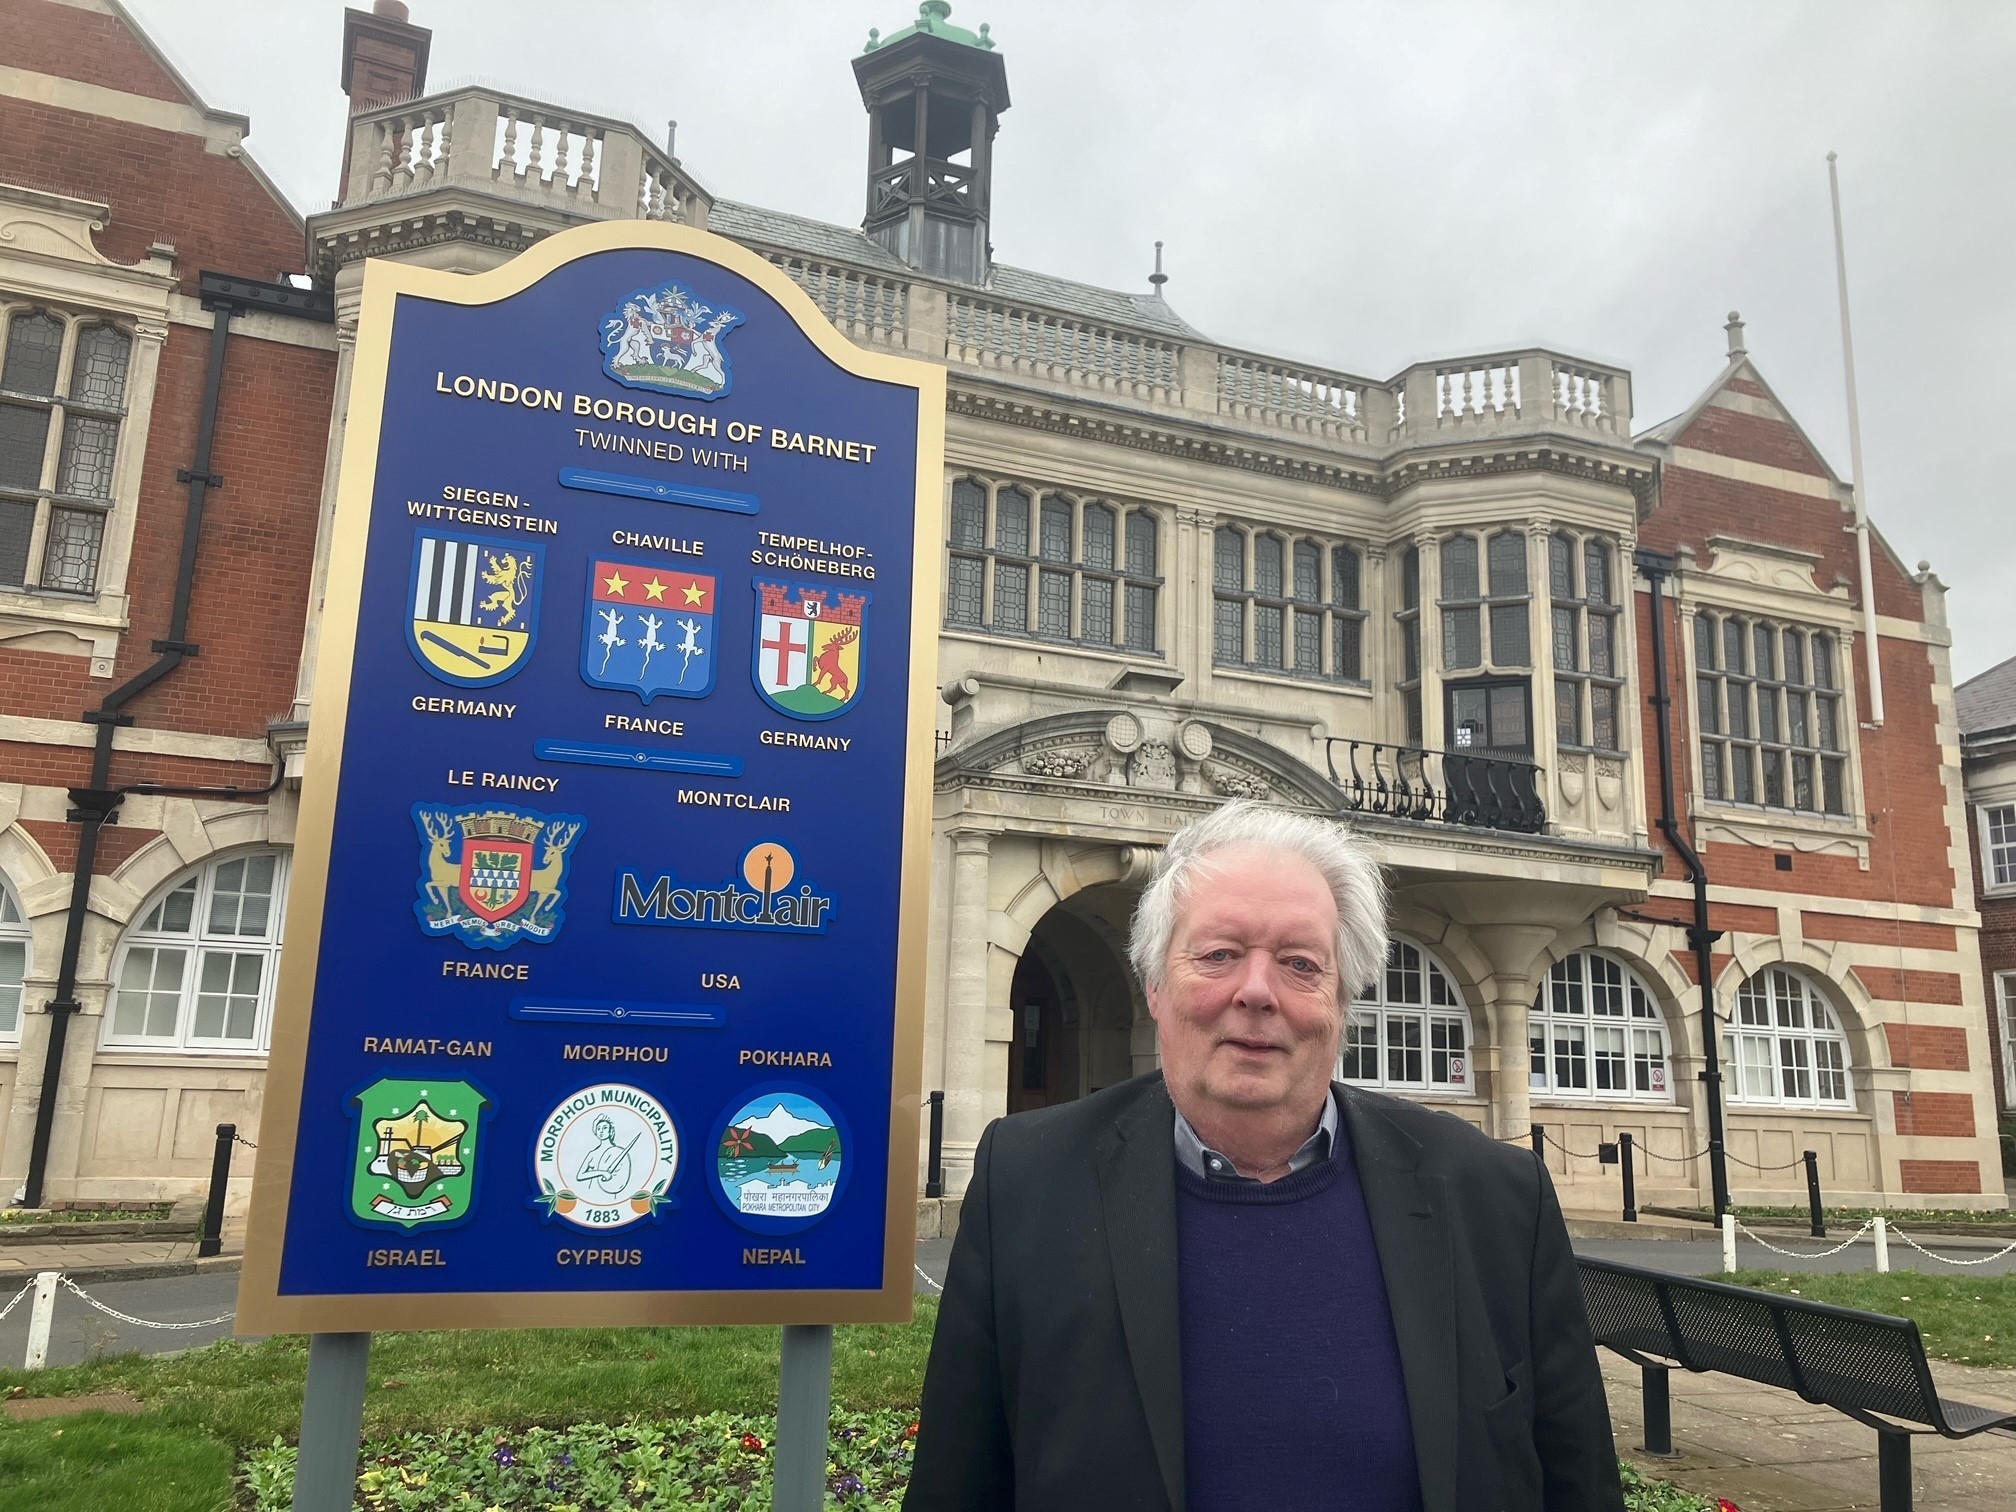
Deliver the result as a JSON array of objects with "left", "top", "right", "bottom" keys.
[
  {"left": 1637, "top": 352, "right": 1842, "bottom": 485},
  {"left": 104, "top": 0, "right": 304, "bottom": 230},
  {"left": 1958, "top": 654, "right": 2016, "bottom": 739},
  {"left": 1637, "top": 342, "right": 1917, "bottom": 584},
  {"left": 707, "top": 200, "right": 1203, "bottom": 338}
]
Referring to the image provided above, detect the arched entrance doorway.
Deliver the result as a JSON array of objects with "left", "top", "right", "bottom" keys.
[{"left": 1005, "top": 882, "right": 1144, "bottom": 1114}]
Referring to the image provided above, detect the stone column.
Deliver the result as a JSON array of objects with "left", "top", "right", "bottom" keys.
[{"left": 940, "top": 829, "right": 992, "bottom": 1196}]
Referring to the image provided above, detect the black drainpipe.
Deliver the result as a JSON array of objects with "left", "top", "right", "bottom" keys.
[
  {"left": 20, "top": 272, "right": 330, "bottom": 1209},
  {"left": 1634, "top": 548, "right": 1732, "bottom": 1218}
]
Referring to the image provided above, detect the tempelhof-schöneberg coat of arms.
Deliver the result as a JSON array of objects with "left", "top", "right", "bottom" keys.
[
  {"left": 349, "top": 1078, "right": 488, "bottom": 1230},
  {"left": 600, "top": 280, "right": 745, "bottom": 400},
  {"left": 752, "top": 581, "right": 868, "bottom": 720},
  {"left": 412, "top": 802, "right": 586, "bottom": 949}
]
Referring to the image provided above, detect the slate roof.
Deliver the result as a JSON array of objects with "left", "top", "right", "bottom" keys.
[
  {"left": 707, "top": 199, "right": 1204, "bottom": 339},
  {"left": 1958, "top": 654, "right": 2016, "bottom": 738}
]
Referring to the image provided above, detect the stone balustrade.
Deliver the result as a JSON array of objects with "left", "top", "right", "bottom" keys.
[
  {"left": 1216, "top": 354, "right": 1371, "bottom": 444},
  {"left": 1385, "top": 350, "right": 1633, "bottom": 444},
  {"left": 943, "top": 292, "right": 1183, "bottom": 405},
  {"left": 761, "top": 254, "right": 909, "bottom": 347},
  {"left": 343, "top": 86, "right": 711, "bottom": 229}
]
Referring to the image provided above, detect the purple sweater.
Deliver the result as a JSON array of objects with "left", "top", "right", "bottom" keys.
[{"left": 1174, "top": 1138, "right": 1423, "bottom": 1511}]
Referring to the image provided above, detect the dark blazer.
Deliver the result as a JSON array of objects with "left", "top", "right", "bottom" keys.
[{"left": 906, "top": 1074, "right": 1625, "bottom": 1512}]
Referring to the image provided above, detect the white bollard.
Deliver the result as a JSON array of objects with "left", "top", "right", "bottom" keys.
[
  {"left": 1722, "top": 1212, "right": 1737, "bottom": 1274},
  {"left": 1874, "top": 1215, "right": 1889, "bottom": 1273},
  {"left": 24, "top": 1270, "right": 58, "bottom": 1371}
]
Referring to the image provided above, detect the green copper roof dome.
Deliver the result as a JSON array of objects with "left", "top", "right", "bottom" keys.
[{"left": 862, "top": 1, "right": 995, "bottom": 55}]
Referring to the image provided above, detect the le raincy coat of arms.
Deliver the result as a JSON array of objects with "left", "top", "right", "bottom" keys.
[
  {"left": 349, "top": 1077, "right": 488, "bottom": 1231},
  {"left": 407, "top": 532, "right": 542, "bottom": 688},
  {"left": 412, "top": 802, "right": 585, "bottom": 949},
  {"left": 751, "top": 580, "right": 868, "bottom": 721},
  {"left": 600, "top": 279, "right": 745, "bottom": 400}
]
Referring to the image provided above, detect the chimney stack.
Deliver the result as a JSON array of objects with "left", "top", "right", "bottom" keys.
[{"left": 338, "top": 2, "right": 433, "bottom": 198}]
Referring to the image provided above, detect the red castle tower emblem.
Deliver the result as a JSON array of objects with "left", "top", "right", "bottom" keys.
[{"left": 752, "top": 581, "right": 870, "bottom": 721}]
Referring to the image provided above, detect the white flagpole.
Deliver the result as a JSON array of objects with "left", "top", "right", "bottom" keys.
[{"left": 1827, "top": 151, "right": 1885, "bottom": 726}]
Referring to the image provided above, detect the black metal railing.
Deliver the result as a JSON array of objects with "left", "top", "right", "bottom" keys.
[{"left": 1324, "top": 738, "right": 1546, "bottom": 834}]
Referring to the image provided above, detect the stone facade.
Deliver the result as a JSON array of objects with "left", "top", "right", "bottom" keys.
[
  {"left": 0, "top": 0, "right": 2002, "bottom": 1216},
  {"left": 1959, "top": 655, "right": 2016, "bottom": 1122}
]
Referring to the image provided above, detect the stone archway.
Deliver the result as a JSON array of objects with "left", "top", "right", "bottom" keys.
[{"left": 1006, "top": 882, "right": 1145, "bottom": 1113}]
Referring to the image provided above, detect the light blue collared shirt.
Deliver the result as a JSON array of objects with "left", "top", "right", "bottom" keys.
[{"left": 1171, "top": 1087, "right": 1340, "bottom": 1183}]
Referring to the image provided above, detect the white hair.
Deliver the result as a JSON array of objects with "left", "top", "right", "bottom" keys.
[{"left": 1128, "top": 801, "right": 1389, "bottom": 997}]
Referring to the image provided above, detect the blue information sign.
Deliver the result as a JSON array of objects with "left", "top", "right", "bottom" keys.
[{"left": 239, "top": 224, "right": 942, "bottom": 1331}]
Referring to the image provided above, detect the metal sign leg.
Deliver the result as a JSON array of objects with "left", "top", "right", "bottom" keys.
[
  {"left": 294, "top": 1332, "right": 372, "bottom": 1512},
  {"left": 774, "top": 1323, "right": 834, "bottom": 1512}
]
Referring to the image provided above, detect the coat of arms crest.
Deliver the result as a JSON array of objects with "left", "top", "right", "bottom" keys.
[
  {"left": 581, "top": 559, "right": 716, "bottom": 701},
  {"left": 406, "top": 532, "right": 542, "bottom": 687},
  {"left": 600, "top": 279, "right": 745, "bottom": 400},
  {"left": 349, "top": 1077, "right": 488, "bottom": 1230},
  {"left": 412, "top": 802, "right": 586, "bottom": 949},
  {"left": 751, "top": 580, "right": 868, "bottom": 721}
]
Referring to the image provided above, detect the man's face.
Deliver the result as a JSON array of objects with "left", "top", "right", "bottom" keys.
[{"left": 1146, "top": 845, "right": 1344, "bottom": 1129}]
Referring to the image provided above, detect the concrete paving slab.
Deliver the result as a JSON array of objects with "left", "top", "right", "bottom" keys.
[{"left": 1601, "top": 1350, "right": 2016, "bottom": 1511}]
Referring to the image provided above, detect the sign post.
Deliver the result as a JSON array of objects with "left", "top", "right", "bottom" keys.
[{"left": 240, "top": 222, "right": 942, "bottom": 1500}]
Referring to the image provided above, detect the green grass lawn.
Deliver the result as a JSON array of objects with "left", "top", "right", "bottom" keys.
[
  {"left": 1725, "top": 1270, "right": 2016, "bottom": 1368},
  {"left": 1727, "top": 1205, "right": 2015, "bottom": 1230}
]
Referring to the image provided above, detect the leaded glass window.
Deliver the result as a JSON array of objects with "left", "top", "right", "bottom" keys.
[
  {"left": 1215, "top": 525, "right": 1370, "bottom": 683},
  {"left": 0, "top": 308, "right": 131, "bottom": 594},
  {"left": 1694, "top": 609, "right": 1849, "bottom": 816},
  {"left": 1551, "top": 532, "right": 1623, "bottom": 751}
]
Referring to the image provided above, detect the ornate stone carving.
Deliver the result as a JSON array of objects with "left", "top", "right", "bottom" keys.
[
  {"left": 1208, "top": 767, "right": 1269, "bottom": 800},
  {"left": 1130, "top": 739, "right": 1177, "bottom": 790},
  {"left": 1104, "top": 711, "right": 1143, "bottom": 754},
  {"left": 1022, "top": 749, "right": 1090, "bottom": 779},
  {"left": 1177, "top": 720, "right": 1213, "bottom": 760},
  {"left": 1557, "top": 752, "right": 1587, "bottom": 808},
  {"left": 1595, "top": 758, "right": 1624, "bottom": 813}
]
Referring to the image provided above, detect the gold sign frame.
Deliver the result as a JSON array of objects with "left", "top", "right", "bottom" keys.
[{"left": 237, "top": 221, "right": 944, "bottom": 1333}]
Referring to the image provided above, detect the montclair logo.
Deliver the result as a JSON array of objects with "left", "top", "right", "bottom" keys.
[{"left": 614, "top": 840, "right": 833, "bottom": 934}]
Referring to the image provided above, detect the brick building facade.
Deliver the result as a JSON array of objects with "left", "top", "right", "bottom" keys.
[
  {"left": 0, "top": 0, "right": 2003, "bottom": 1214},
  {"left": 1959, "top": 656, "right": 2016, "bottom": 1122}
]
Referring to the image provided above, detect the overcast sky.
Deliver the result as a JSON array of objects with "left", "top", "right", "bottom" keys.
[{"left": 126, "top": 0, "right": 2016, "bottom": 682}]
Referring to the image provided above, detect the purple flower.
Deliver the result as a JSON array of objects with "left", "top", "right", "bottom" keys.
[
  {"left": 833, "top": 1474, "right": 866, "bottom": 1495},
  {"left": 837, "top": 1426, "right": 862, "bottom": 1442},
  {"left": 492, "top": 1445, "right": 517, "bottom": 1467},
  {"left": 557, "top": 1453, "right": 574, "bottom": 1468}
]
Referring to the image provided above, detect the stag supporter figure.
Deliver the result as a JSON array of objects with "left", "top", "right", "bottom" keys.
[{"left": 906, "top": 801, "right": 1625, "bottom": 1512}]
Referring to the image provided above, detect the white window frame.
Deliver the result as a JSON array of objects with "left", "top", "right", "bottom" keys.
[
  {"left": 1997, "top": 971, "right": 2016, "bottom": 1112},
  {"left": 1978, "top": 802, "right": 2016, "bottom": 896},
  {"left": 1530, "top": 951, "right": 1674, "bottom": 1103},
  {"left": 0, "top": 880, "right": 29, "bottom": 1043},
  {"left": 1339, "top": 939, "right": 1476, "bottom": 1095},
  {"left": 0, "top": 186, "right": 174, "bottom": 671},
  {"left": 0, "top": 304, "right": 134, "bottom": 595},
  {"left": 1721, "top": 965, "right": 1854, "bottom": 1109},
  {"left": 102, "top": 850, "right": 290, "bottom": 1055}
]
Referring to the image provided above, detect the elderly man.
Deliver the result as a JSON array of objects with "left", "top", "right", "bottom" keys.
[{"left": 906, "top": 801, "right": 1624, "bottom": 1512}]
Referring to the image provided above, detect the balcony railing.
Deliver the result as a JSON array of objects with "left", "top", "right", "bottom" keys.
[
  {"left": 340, "top": 86, "right": 711, "bottom": 228},
  {"left": 1325, "top": 738, "right": 1546, "bottom": 835}
]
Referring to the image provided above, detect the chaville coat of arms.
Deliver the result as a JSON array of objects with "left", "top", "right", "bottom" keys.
[{"left": 600, "top": 279, "right": 745, "bottom": 400}]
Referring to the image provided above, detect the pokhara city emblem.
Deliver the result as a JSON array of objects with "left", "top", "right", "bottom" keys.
[
  {"left": 412, "top": 802, "right": 585, "bottom": 949},
  {"left": 349, "top": 1078, "right": 488, "bottom": 1230},
  {"left": 406, "top": 532, "right": 543, "bottom": 687},
  {"left": 581, "top": 560, "right": 717, "bottom": 701},
  {"left": 751, "top": 580, "right": 869, "bottom": 721},
  {"left": 599, "top": 279, "right": 745, "bottom": 400},
  {"left": 534, "top": 1083, "right": 681, "bottom": 1229}
]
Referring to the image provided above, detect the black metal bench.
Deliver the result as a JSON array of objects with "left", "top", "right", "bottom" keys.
[{"left": 1579, "top": 1257, "right": 2016, "bottom": 1512}]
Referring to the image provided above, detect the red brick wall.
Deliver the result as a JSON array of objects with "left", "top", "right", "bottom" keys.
[
  {"left": 1851, "top": 967, "right": 1967, "bottom": 1007},
  {"left": 1638, "top": 382, "right": 1958, "bottom": 924},
  {"left": 2, "top": 0, "right": 190, "bottom": 103},
  {"left": 1899, "top": 1159, "right": 1981, "bottom": 1195},
  {"left": 0, "top": 0, "right": 335, "bottom": 891},
  {"left": 1884, "top": 1023, "right": 1971, "bottom": 1072},
  {"left": 1968, "top": 805, "right": 2016, "bottom": 1111},
  {"left": 1892, "top": 1090, "right": 1977, "bottom": 1139}
]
